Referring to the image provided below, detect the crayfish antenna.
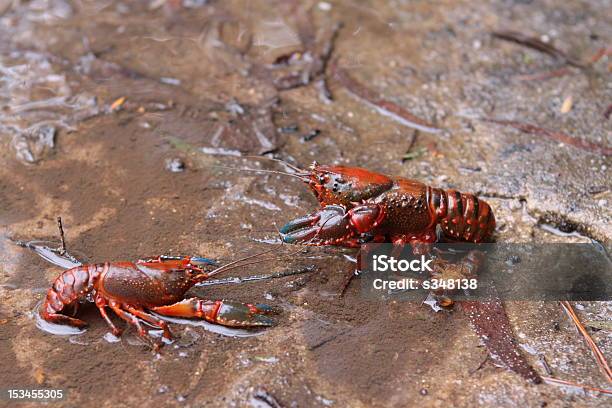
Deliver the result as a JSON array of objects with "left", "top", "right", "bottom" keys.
[
  {"left": 204, "top": 247, "right": 279, "bottom": 279},
  {"left": 241, "top": 155, "right": 307, "bottom": 174},
  {"left": 210, "top": 164, "right": 311, "bottom": 183},
  {"left": 198, "top": 242, "right": 310, "bottom": 283},
  {"left": 200, "top": 151, "right": 311, "bottom": 182}
]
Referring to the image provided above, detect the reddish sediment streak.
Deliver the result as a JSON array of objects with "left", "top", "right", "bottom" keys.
[
  {"left": 331, "top": 63, "right": 442, "bottom": 134},
  {"left": 461, "top": 299, "right": 542, "bottom": 383},
  {"left": 484, "top": 118, "right": 612, "bottom": 156}
]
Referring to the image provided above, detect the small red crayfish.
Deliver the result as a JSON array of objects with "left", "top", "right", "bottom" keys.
[{"left": 40, "top": 255, "right": 276, "bottom": 348}]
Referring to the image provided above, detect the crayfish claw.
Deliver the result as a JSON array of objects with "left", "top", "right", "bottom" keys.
[
  {"left": 150, "top": 298, "right": 277, "bottom": 328},
  {"left": 252, "top": 303, "right": 278, "bottom": 315},
  {"left": 280, "top": 205, "right": 351, "bottom": 245},
  {"left": 279, "top": 213, "right": 322, "bottom": 243},
  {"left": 216, "top": 301, "right": 276, "bottom": 327}
]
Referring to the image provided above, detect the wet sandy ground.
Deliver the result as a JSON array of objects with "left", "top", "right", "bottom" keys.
[{"left": 0, "top": 1, "right": 610, "bottom": 407}]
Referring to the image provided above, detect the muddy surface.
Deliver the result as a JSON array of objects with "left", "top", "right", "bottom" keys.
[{"left": 0, "top": 1, "right": 610, "bottom": 407}]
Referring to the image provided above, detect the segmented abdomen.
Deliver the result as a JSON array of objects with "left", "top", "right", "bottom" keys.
[
  {"left": 41, "top": 263, "right": 105, "bottom": 316},
  {"left": 428, "top": 188, "right": 495, "bottom": 242}
]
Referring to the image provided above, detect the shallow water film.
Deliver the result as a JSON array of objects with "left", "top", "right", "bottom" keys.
[{"left": 0, "top": 1, "right": 610, "bottom": 407}]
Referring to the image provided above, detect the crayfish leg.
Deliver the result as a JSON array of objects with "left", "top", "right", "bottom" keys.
[
  {"left": 123, "top": 305, "right": 172, "bottom": 340},
  {"left": 42, "top": 312, "right": 88, "bottom": 329},
  {"left": 150, "top": 298, "right": 276, "bottom": 327},
  {"left": 69, "top": 302, "right": 79, "bottom": 317},
  {"left": 96, "top": 304, "right": 122, "bottom": 337},
  {"left": 339, "top": 267, "right": 359, "bottom": 296},
  {"left": 95, "top": 295, "right": 122, "bottom": 337},
  {"left": 339, "top": 242, "right": 384, "bottom": 296},
  {"left": 108, "top": 301, "right": 163, "bottom": 350}
]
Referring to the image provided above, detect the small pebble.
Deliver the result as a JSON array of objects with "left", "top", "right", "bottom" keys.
[
  {"left": 560, "top": 96, "right": 573, "bottom": 114},
  {"left": 183, "top": 0, "right": 208, "bottom": 8},
  {"left": 318, "top": 1, "right": 331, "bottom": 11},
  {"left": 506, "top": 255, "right": 521, "bottom": 265},
  {"left": 225, "top": 99, "right": 245, "bottom": 115},
  {"left": 279, "top": 125, "right": 299, "bottom": 133},
  {"left": 160, "top": 77, "right": 181, "bottom": 86},
  {"left": 165, "top": 158, "right": 185, "bottom": 173},
  {"left": 301, "top": 129, "right": 321, "bottom": 142}
]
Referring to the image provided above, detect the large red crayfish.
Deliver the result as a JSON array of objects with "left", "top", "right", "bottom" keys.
[
  {"left": 279, "top": 162, "right": 495, "bottom": 248},
  {"left": 40, "top": 255, "right": 276, "bottom": 348},
  {"left": 272, "top": 161, "right": 541, "bottom": 383}
]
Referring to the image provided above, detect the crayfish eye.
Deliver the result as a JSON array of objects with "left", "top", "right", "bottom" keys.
[{"left": 334, "top": 176, "right": 346, "bottom": 184}]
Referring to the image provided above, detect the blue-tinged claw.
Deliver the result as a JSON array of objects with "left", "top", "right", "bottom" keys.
[
  {"left": 280, "top": 205, "right": 352, "bottom": 245},
  {"left": 279, "top": 213, "right": 321, "bottom": 235},
  {"left": 191, "top": 256, "right": 217, "bottom": 266},
  {"left": 216, "top": 301, "right": 276, "bottom": 327},
  {"left": 253, "top": 303, "right": 276, "bottom": 314},
  {"left": 151, "top": 299, "right": 277, "bottom": 328},
  {"left": 279, "top": 213, "right": 322, "bottom": 243}
]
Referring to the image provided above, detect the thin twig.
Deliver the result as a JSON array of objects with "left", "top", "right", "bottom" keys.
[
  {"left": 270, "top": 20, "right": 341, "bottom": 92},
  {"left": 542, "top": 376, "right": 612, "bottom": 395},
  {"left": 492, "top": 31, "right": 585, "bottom": 68},
  {"left": 331, "top": 61, "right": 441, "bottom": 134},
  {"left": 56, "top": 216, "right": 67, "bottom": 256},
  {"left": 469, "top": 354, "right": 490, "bottom": 375},
  {"left": 482, "top": 118, "right": 612, "bottom": 156},
  {"left": 515, "top": 67, "right": 572, "bottom": 82},
  {"left": 406, "top": 129, "right": 419, "bottom": 152},
  {"left": 560, "top": 301, "right": 612, "bottom": 383},
  {"left": 402, "top": 131, "right": 421, "bottom": 162},
  {"left": 589, "top": 47, "right": 612, "bottom": 64},
  {"left": 252, "top": 387, "right": 284, "bottom": 408},
  {"left": 604, "top": 104, "right": 612, "bottom": 120},
  {"left": 539, "top": 355, "right": 553, "bottom": 376}
]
